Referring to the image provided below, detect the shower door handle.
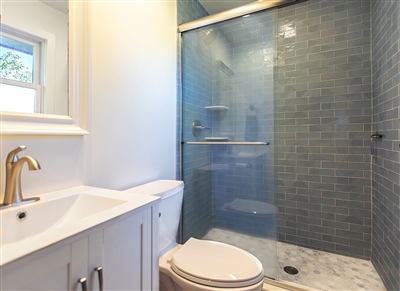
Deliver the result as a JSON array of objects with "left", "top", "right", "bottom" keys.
[{"left": 184, "top": 141, "right": 269, "bottom": 145}]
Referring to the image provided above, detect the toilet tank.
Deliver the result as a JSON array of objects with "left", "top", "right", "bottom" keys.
[{"left": 124, "top": 180, "right": 184, "bottom": 257}]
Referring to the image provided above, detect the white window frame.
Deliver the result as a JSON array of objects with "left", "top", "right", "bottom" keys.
[
  {"left": 1, "top": 30, "right": 43, "bottom": 112},
  {"left": 1, "top": 23, "right": 56, "bottom": 114}
]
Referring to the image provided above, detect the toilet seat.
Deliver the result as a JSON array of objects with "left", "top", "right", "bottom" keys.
[{"left": 170, "top": 238, "right": 264, "bottom": 288}]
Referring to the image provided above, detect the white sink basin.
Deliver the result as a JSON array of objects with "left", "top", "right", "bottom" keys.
[
  {"left": 0, "top": 186, "right": 159, "bottom": 265},
  {"left": 0, "top": 193, "right": 125, "bottom": 245}
]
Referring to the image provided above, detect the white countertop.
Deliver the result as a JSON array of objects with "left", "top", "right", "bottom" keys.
[{"left": 0, "top": 186, "right": 159, "bottom": 265}]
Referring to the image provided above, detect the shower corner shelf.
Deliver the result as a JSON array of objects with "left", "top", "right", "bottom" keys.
[{"left": 205, "top": 106, "right": 229, "bottom": 111}]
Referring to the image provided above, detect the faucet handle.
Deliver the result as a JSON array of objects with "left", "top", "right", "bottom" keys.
[{"left": 6, "top": 145, "right": 27, "bottom": 163}]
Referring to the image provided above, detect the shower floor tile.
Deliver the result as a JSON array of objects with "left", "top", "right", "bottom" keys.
[
  {"left": 203, "top": 228, "right": 386, "bottom": 291},
  {"left": 278, "top": 242, "right": 386, "bottom": 291}
]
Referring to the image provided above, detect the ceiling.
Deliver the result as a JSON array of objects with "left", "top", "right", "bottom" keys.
[
  {"left": 40, "top": 0, "right": 253, "bottom": 17},
  {"left": 199, "top": 0, "right": 254, "bottom": 15},
  {"left": 39, "top": 0, "right": 68, "bottom": 14}
]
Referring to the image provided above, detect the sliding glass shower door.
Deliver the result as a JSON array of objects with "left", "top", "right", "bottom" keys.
[{"left": 180, "top": 9, "right": 278, "bottom": 279}]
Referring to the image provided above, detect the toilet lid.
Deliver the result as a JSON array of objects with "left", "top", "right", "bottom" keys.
[{"left": 171, "top": 238, "right": 264, "bottom": 288}]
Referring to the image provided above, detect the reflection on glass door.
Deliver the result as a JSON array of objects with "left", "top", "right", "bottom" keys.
[{"left": 180, "top": 9, "right": 277, "bottom": 279}]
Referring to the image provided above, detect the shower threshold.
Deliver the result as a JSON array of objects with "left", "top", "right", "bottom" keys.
[{"left": 263, "top": 278, "right": 318, "bottom": 291}]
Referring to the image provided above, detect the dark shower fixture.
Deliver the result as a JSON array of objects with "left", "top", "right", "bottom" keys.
[
  {"left": 370, "top": 132, "right": 382, "bottom": 155},
  {"left": 192, "top": 120, "right": 211, "bottom": 137}
]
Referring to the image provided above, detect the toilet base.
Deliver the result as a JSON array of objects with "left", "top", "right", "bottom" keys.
[{"left": 159, "top": 245, "right": 264, "bottom": 291}]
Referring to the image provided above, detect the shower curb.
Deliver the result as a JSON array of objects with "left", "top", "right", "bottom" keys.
[{"left": 263, "top": 278, "right": 321, "bottom": 291}]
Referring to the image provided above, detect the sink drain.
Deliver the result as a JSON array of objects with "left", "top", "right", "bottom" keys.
[
  {"left": 283, "top": 266, "right": 299, "bottom": 275},
  {"left": 16, "top": 211, "right": 27, "bottom": 221}
]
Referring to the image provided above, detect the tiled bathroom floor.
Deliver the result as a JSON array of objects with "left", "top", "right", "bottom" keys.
[
  {"left": 278, "top": 242, "right": 386, "bottom": 291},
  {"left": 203, "top": 228, "right": 386, "bottom": 291}
]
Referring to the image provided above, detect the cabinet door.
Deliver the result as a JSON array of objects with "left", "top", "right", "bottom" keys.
[
  {"left": 88, "top": 230, "right": 104, "bottom": 291},
  {"left": 142, "top": 205, "right": 159, "bottom": 291},
  {"left": 102, "top": 212, "right": 143, "bottom": 290},
  {"left": 70, "top": 236, "right": 90, "bottom": 291},
  {"left": 0, "top": 244, "right": 70, "bottom": 290}
]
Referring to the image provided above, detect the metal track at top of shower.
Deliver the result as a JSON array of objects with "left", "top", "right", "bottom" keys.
[{"left": 178, "top": 0, "right": 305, "bottom": 32}]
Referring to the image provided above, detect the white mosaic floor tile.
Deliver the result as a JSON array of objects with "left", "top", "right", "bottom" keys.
[
  {"left": 203, "top": 228, "right": 387, "bottom": 291},
  {"left": 277, "top": 243, "right": 386, "bottom": 291}
]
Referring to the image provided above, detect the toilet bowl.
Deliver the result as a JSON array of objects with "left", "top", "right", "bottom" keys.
[{"left": 124, "top": 180, "right": 264, "bottom": 291}]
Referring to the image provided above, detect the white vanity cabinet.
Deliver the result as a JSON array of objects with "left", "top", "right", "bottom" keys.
[
  {"left": 0, "top": 243, "right": 71, "bottom": 290},
  {"left": 0, "top": 204, "right": 159, "bottom": 291}
]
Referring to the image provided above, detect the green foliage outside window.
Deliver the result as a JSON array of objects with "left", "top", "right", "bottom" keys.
[{"left": 0, "top": 51, "right": 33, "bottom": 83}]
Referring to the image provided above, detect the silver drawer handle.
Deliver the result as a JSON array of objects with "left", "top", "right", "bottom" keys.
[
  {"left": 95, "top": 266, "right": 104, "bottom": 291},
  {"left": 78, "top": 277, "right": 87, "bottom": 291}
]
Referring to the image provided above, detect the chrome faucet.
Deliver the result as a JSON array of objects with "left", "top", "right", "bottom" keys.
[{"left": 1, "top": 145, "right": 41, "bottom": 208}]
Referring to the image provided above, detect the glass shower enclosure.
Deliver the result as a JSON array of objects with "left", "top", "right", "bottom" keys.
[{"left": 180, "top": 8, "right": 278, "bottom": 279}]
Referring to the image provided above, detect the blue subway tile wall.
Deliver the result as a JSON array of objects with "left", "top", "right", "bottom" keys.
[
  {"left": 178, "top": 3, "right": 399, "bottom": 289},
  {"left": 274, "top": 0, "right": 373, "bottom": 259},
  {"left": 177, "top": 0, "right": 210, "bottom": 180},
  {"left": 206, "top": 11, "right": 277, "bottom": 237},
  {"left": 371, "top": 0, "right": 400, "bottom": 290},
  {"left": 178, "top": 0, "right": 213, "bottom": 241}
]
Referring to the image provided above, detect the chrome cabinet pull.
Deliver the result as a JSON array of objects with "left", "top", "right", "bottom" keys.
[
  {"left": 95, "top": 266, "right": 104, "bottom": 291},
  {"left": 78, "top": 277, "right": 87, "bottom": 291}
]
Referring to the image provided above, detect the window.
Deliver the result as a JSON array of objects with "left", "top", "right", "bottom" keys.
[{"left": 0, "top": 28, "right": 43, "bottom": 113}]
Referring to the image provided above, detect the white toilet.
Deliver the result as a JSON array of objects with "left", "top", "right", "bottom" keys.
[{"left": 125, "top": 180, "right": 264, "bottom": 291}]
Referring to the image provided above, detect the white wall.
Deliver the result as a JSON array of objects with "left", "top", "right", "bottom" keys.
[
  {"left": 0, "top": 136, "right": 85, "bottom": 197},
  {"left": 0, "top": 1, "right": 177, "bottom": 198},
  {"left": 84, "top": 0, "right": 177, "bottom": 190}
]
